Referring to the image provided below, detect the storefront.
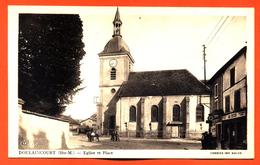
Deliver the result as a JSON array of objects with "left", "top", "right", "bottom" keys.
[{"left": 221, "top": 110, "right": 247, "bottom": 149}]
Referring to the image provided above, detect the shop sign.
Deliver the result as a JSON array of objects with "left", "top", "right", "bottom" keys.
[{"left": 222, "top": 111, "right": 246, "bottom": 121}]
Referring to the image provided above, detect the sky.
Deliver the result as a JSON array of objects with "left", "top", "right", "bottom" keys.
[
  {"left": 63, "top": 7, "right": 252, "bottom": 120},
  {"left": 8, "top": 6, "right": 253, "bottom": 120}
]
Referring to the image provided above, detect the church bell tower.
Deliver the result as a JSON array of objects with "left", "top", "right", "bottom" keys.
[
  {"left": 97, "top": 8, "right": 134, "bottom": 134},
  {"left": 113, "top": 7, "right": 122, "bottom": 37}
]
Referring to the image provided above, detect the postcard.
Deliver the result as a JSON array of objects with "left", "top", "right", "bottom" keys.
[{"left": 8, "top": 6, "right": 254, "bottom": 159}]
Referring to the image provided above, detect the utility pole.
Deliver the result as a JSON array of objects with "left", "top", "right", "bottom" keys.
[{"left": 202, "top": 45, "right": 207, "bottom": 83}]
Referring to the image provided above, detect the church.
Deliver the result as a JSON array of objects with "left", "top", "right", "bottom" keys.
[{"left": 96, "top": 8, "right": 210, "bottom": 139}]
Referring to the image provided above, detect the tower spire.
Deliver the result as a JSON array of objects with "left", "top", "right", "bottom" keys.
[{"left": 112, "top": 7, "right": 122, "bottom": 37}]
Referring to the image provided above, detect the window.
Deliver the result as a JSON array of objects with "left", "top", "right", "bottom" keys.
[
  {"left": 234, "top": 90, "right": 241, "bottom": 111},
  {"left": 173, "top": 104, "right": 181, "bottom": 121},
  {"left": 196, "top": 104, "right": 204, "bottom": 122},
  {"left": 230, "top": 67, "right": 235, "bottom": 87},
  {"left": 214, "top": 99, "right": 219, "bottom": 110},
  {"left": 225, "top": 95, "right": 230, "bottom": 113},
  {"left": 151, "top": 105, "right": 158, "bottom": 122},
  {"left": 129, "top": 106, "right": 136, "bottom": 122},
  {"left": 214, "top": 84, "right": 218, "bottom": 98},
  {"left": 110, "top": 68, "right": 116, "bottom": 80}
]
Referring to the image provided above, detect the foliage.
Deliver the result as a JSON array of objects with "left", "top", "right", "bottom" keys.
[{"left": 19, "top": 14, "right": 85, "bottom": 116}]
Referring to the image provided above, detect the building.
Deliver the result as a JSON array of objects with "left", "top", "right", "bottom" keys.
[
  {"left": 80, "top": 113, "right": 97, "bottom": 129},
  {"left": 59, "top": 115, "right": 80, "bottom": 131},
  {"left": 97, "top": 8, "right": 210, "bottom": 139},
  {"left": 207, "top": 46, "right": 247, "bottom": 149}
]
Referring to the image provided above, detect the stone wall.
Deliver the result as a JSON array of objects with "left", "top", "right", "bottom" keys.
[{"left": 18, "top": 99, "right": 70, "bottom": 150}]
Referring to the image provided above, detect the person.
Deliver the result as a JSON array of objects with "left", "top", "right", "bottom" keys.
[
  {"left": 209, "top": 132, "right": 217, "bottom": 149},
  {"left": 110, "top": 130, "right": 115, "bottom": 141},
  {"left": 86, "top": 130, "right": 91, "bottom": 142},
  {"left": 201, "top": 132, "right": 206, "bottom": 149},
  {"left": 208, "top": 132, "right": 215, "bottom": 149},
  {"left": 115, "top": 129, "right": 120, "bottom": 141},
  {"left": 95, "top": 129, "right": 100, "bottom": 142},
  {"left": 201, "top": 132, "right": 209, "bottom": 149},
  {"left": 90, "top": 129, "right": 95, "bottom": 142}
]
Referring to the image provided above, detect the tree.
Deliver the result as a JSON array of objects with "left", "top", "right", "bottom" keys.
[{"left": 19, "top": 14, "right": 85, "bottom": 116}]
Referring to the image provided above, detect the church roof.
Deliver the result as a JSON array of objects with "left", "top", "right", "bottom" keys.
[
  {"left": 118, "top": 69, "right": 210, "bottom": 97},
  {"left": 98, "top": 8, "right": 134, "bottom": 62},
  {"left": 99, "top": 36, "right": 130, "bottom": 55}
]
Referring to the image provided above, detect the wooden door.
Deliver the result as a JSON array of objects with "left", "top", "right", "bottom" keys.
[{"left": 171, "top": 126, "right": 179, "bottom": 138}]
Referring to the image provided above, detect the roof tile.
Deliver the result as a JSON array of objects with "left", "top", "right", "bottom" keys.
[{"left": 118, "top": 69, "right": 210, "bottom": 97}]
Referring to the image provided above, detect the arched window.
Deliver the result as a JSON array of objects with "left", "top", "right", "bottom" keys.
[
  {"left": 173, "top": 104, "right": 181, "bottom": 121},
  {"left": 129, "top": 106, "right": 136, "bottom": 122},
  {"left": 110, "top": 68, "right": 116, "bottom": 80},
  {"left": 196, "top": 103, "right": 204, "bottom": 122},
  {"left": 151, "top": 105, "right": 159, "bottom": 122}
]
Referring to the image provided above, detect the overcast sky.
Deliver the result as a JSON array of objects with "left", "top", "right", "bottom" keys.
[{"left": 9, "top": 6, "right": 253, "bottom": 120}]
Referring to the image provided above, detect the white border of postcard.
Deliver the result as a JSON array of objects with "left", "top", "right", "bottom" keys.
[{"left": 8, "top": 6, "right": 254, "bottom": 159}]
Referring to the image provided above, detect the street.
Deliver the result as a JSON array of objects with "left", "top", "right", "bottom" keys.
[{"left": 68, "top": 134, "right": 202, "bottom": 150}]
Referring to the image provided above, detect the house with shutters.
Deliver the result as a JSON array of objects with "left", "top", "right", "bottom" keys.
[{"left": 207, "top": 46, "right": 247, "bottom": 149}]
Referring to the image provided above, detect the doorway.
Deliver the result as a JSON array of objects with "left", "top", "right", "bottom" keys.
[
  {"left": 216, "top": 124, "right": 222, "bottom": 142},
  {"left": 171, "top": 126, "right": 179, "bottom": 138},
  {"left": 109, "top": 115, "right": 115, "bottom": 134}
]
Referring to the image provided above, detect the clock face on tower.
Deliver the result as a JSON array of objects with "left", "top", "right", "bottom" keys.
[{"left": 109, "top": 59, "right": 117, "bottom": 67}]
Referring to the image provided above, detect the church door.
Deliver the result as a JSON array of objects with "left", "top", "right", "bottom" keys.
[{"left": 171, "top": 126, "right": 179, "bottom": 138}]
